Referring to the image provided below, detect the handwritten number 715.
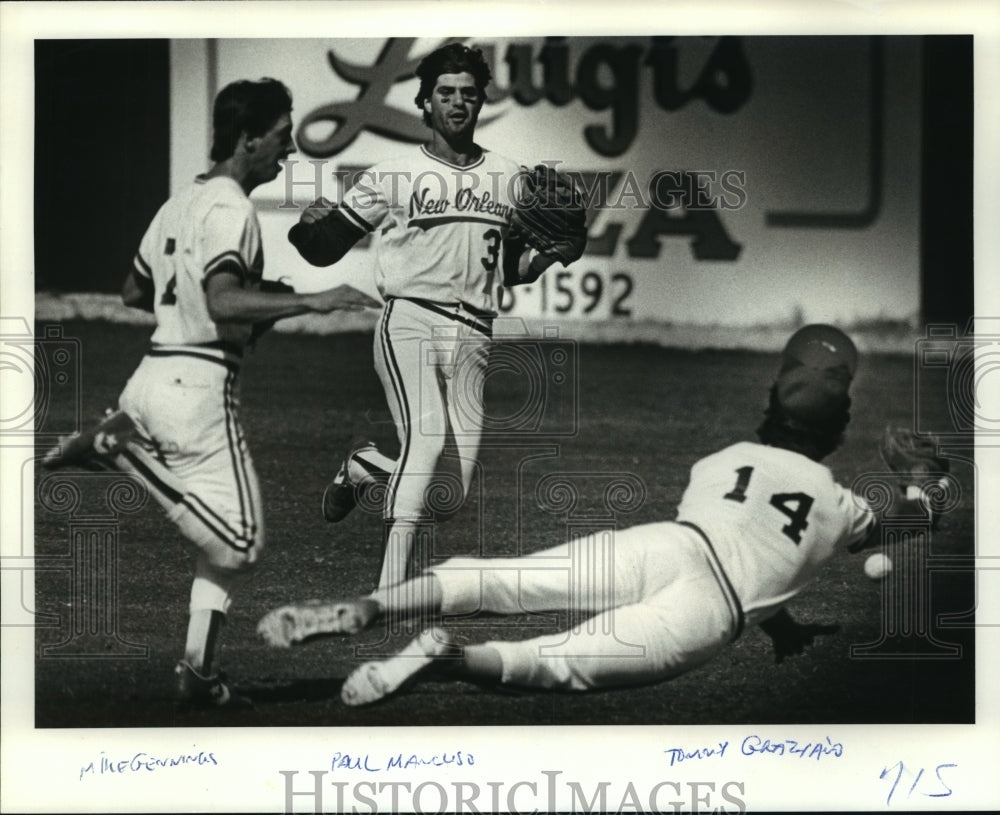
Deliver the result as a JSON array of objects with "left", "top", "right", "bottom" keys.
[{"left": 880, "top": 761, "right": 956, "bottom": 805}]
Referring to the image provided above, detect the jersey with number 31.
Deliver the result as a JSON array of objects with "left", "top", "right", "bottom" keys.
[
  {"left": 133, "top": 175, "right": 263, "bottom": 348},
  {"left": 676, "top": 441, "right": 875, "bottom": 623},
  {"left": 337, "top": 146, "right": 522, "bottom": 315}
]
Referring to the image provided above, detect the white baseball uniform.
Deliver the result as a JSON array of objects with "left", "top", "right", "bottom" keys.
[
  {"left": 429, "top": 442, "right": 876, "bottom": 690},
  {"left": 325, "top": 147, "right": 524, "bottom": 523},
  {"left": 116, "top": 175, "right": 265, "bottom": 576}
]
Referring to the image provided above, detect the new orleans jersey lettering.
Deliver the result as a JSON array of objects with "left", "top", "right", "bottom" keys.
[{"left": 338, "top": 146, "right": 523, "bottom": 314}]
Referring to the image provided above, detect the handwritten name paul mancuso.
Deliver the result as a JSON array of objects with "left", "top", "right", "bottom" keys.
[
  {"left": 331, "top": 749, "right": 475, "bottom": 772},
  {"left": 79, "top": 749, "right": 218, "bottom": 781}
]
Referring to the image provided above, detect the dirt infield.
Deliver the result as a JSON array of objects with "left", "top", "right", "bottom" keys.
[{"left": 32, "top": 321, "right": 975, "bottom": 728}]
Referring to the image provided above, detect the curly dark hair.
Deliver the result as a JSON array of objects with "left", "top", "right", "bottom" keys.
[
  {"left": 413, "top": 43, "right": 492, "bottom": 127},
  {"left": 210, "top": 77, "right": 293, "bottom": 163},
  {"left": 756, "top": 385, "right": 851, "bottom": 461}
]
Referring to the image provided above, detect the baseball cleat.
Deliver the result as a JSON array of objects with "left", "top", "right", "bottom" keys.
[
  {"left": 322, "top": 440, "right": 378, "bottom": 523},
  {"left": 42, "top": 409, "right": 136, "bottom": 470},
  {"left": 256, "top": 598, "right": 380, "bottom": 647},
  {"left": 173, "top": 660, "right": 252, "bottom": 709},
  {"left": 341, "top": 627, "right": 454, "bottom": 707}
]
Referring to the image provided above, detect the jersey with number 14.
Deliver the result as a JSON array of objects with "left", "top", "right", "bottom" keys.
[
  {"left": 675, "top": 441, "right": 875, "bottom": 624},
  {"left": 133, "top": 175, "right": 263, "bottom": 349},
  {"left": 338, "top": 146, "right": 522, "bottom": 315}
]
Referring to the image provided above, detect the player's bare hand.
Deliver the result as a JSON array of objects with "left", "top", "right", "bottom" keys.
[
  {"left": 307, "top": 284, "right": 382, "bottom": 313},
  {"left": 300, "top": 197, "right": 337, "bottom": 225}
]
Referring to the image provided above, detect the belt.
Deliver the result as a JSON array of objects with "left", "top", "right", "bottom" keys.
[
  {"left": 147, "top": 341, "right": 242, "bottom": 373},
  {"left": 394, "top": 297, "right": 494, "bottom": 337}
]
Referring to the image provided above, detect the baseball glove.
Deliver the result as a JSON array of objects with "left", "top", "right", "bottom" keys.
[
  {"left": 510, "top": 164, "right": 588, "bottom": 266},
  {"left": 879, "top": 426, "right": 949, "bottom": 480},
  {"left": 249, "top": 278, "right": 296, "bottom": 346}
]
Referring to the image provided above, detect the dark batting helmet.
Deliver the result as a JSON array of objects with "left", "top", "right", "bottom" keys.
[{"left": 758, "top": 324, "right": 858, "bottom": 460}]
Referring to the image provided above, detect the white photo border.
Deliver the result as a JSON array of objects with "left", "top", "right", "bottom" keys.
[{"left": 2, "top": 2, "right": 999, "bottom": 813}]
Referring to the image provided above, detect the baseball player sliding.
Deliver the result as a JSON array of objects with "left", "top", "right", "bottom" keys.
[
  {"left": 43, "top": 78, "right": 379, "bottom": 708},
  {"left": 288, "top": 43, "right": 587, "bottom": 590},
  {"left": 258, "top": 325, "right": 935, "bottom": 705}
]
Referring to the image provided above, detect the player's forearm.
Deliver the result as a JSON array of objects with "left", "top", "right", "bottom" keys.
[
  {"left": 847, "top": 489, "right": 943, "bottom": 556},
  {"left": 504, "top": 243, "right": 555, "bottom": 287},
  {"left": 121, "top": 269, "right": 155, "bottom": 313},
  {"left": 847, "top": 518, "right": 881, "bottom": 553},
  {"left": 288, "top": 213, "right": 363, "bottom": 266},
  {"left": 206, "top": 287, "right": 320, "bottom": 323},
  {"left": 521, "top": 251, "right": 556, "bottom": 284}
]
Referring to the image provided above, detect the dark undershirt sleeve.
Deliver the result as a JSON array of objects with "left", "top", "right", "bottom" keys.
[{"left": 288, "top": 208, "right": 366, "bottom": 266}]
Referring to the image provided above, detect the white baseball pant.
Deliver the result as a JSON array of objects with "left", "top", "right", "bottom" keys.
[
  {"left": 430, "top": 521, "right": 742, "bottom": 691},
  {"left": 116, "top": 351, "right": 264, "bottom": 599}
]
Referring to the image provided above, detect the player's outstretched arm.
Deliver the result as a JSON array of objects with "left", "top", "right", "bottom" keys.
[
  {"left": 306, "top": 284, "right": 383, "bottom": 313},
  {"left": 206, "top": 269, "right": 380, "bottom": 325}
]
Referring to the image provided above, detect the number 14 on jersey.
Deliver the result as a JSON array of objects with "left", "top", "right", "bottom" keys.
[{"left": 724, "top": 466, "right": 815, "bottom": 544}]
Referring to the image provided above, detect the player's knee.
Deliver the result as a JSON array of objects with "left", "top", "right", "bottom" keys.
[
  {"left": 167, "top": 502, "right": 264, "bottom": 571},
  {"left": 207, "top": 536, "right": 264, "bottom": 573},
  {"left": 489, "top": 641, "right": 592, "bottom": 691},
  {"left": 389, "top": 448, "right": 471, "bottom": 520}
]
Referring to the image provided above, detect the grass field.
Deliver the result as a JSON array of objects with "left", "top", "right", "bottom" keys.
[{"left": 32, "top": 320, "right": 975, "bottom": 728}]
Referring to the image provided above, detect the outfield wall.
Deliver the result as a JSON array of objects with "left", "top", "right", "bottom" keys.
[
  {"left": 34, "top": 291, "right": 921, "bottom": 355},
  {"left": 166, "top": 37, "right": 922, "bottom": 332}
]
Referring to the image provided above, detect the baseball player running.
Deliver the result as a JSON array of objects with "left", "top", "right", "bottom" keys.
[
  {"left": 43, "top": 78, "right": 379, "bottom": 708},
  {"left": 257, "top": 325, "right": 927, "bottom": 704},
  {"left": 288, "top": 43, "right": 576, "bottom": 590}
]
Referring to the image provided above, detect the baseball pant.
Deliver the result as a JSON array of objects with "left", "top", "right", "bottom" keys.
[
  {"left": 373, "top": 297, "right": 492, "bottom": 522},
  {"left": 429, "top": 522, "right": 741, "bottom": 691},
  {"left": 117, "top": 352, "right": 265, "bottom": 581}
]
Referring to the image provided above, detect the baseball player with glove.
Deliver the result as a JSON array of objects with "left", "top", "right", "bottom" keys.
[
  {"left": 258, "top": 325, "right": 942, "bottom": 704},
  {"left": 43, "top": 78, "right": 379, "bottom": 708},
  {"left": 289, "top": 43, "right": 588, "bottom": 590},
  {"left": 879, "top": 425, "right": 951, "bottom": 529}
]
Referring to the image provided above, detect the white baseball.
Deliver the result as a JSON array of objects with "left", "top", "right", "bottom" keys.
[{"left": 864, "top": 553, "right": 893, "bottom": 580}]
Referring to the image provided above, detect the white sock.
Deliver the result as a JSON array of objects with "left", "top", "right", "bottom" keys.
[
  {"left": 190, "top": 567, "right": 234, "bottom": 615},
  {"left": 341, "top": 628, "right": 452, "bottom": 706}
]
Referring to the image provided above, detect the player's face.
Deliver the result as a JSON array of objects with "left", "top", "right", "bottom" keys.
[
  {"left": 424, "top": 72, "right": 483, "bottom": 140},
  {"left": 251, "top": 112, "right": 296, "bottom": 184}
]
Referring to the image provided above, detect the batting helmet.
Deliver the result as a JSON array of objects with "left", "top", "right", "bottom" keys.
[
  {"left": 779, "top": 324, "right": 858, "bottom": 382},
  {"left": 776, "top": 324, "right": 856, "bottom": 424},
  {"left": 758, "top": 324, "right": 858, "bottom": 460}
]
